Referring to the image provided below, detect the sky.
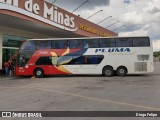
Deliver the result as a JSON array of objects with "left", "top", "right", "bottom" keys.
[{"left": 46, "top": 0, "right": 160, "bottom": 51}]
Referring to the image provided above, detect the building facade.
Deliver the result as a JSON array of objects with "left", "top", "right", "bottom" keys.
[{"left": 0, "top": 0, "right": 117, "bottom": 70}]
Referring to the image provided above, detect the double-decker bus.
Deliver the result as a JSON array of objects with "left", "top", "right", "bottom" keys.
[{"left": 15, "top": 36, "right": 154, "bottom": 78}]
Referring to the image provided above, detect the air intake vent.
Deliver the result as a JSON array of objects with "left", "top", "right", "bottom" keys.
[
  {"left": 135, "top": 62, "right": 147, "bottom": 72},
  {"left": 137, "top": 55, "right": 149, "bottom": 61}
]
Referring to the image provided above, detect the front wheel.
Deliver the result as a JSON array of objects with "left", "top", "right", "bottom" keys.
[
  {"left": 102, "top": 66, "right": 114, "bottom": 77},
  {"left": 34, "top": 68, "right": 44, "bottom": 78},
  {"left": 116, "top": 67, "right": 127, "bottom": 76}
]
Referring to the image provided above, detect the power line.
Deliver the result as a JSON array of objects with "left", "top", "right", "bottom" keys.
[
  {"left": 52, "top": 0, "right": 57, "bottom": 4},
  {"left": 113, "top": 25, "right": 126, "bottom": 31},
  {"left": 72, "top": 0, "right": 89, "bottom": 13},
  {"left": 86, "top": 10, "right": 103, "bottom": 20},
  {"left": 97, "top": 16, "right": 112, "bottom": 25},
  {"left": 106, "top": 21, "right": 119, "bottom": 28}
]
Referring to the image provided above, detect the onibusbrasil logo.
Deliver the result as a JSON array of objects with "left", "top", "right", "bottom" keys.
[{"left": 2, "top": 112, "right": 42, "bottom": 118}]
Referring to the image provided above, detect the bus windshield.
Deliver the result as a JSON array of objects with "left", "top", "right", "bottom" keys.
[{"left": 20, "top": 41, "right": 36, "bottom": 51}]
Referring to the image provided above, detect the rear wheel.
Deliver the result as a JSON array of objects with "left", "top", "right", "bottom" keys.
[
  {"left": 116, "top": 67, "right": 127, "bottom": 76},
  {"left": 34, "top": 68, "right": 44, "bottom": 78},
  {"left": 103, "top": 66, "right": 114, "bottom": 77}
]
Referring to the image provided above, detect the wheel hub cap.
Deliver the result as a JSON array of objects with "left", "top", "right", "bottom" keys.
[{"left": 37, "top": 71, "right": 42, "bottom": 75}]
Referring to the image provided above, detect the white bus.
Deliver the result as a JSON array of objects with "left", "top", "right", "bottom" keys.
[{"left": 16, "top": 36, "right": 154, "bottom": 77}]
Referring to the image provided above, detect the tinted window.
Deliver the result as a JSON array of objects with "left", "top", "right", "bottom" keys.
[
  {"left": 133, "top": 37, "right": 150, "bottom": 47},
  {"left": 87, "top": 55, "right": 104, "bottom": 64},
  {"left": 17, "top": 51, "right": 34, "bottom": 67},
  {"left": 116, "top": 38, "right": 133, "bottom": 47},
  {"left": 69, "top": 39, "right": 82, "bottom": 49},
  {"left": 21, "top": 41, "right": 35, "bottom": 50},
  {"left": 3, "top": 34, "right": 29, "bottom": 48},
  {"left": 52, "top": 40, "right": 68, "bottom": 49},
  {"left": 66, "top": 55, "right": 104, "bottom": 65},
  {"left": 36, "top": 41, "right": 51, "bottom": 49},
  {"left": 36, "top": 57, "right": 52, "bottom": 65},
  {"left": 83, "top": 39, "right": 100, "bottom": 48},
  {"left": 100, "top": 38, "right": 115, "bottom": 47},
  {"left": 18, "top": 55, "right": 27, "bottom": 67}
]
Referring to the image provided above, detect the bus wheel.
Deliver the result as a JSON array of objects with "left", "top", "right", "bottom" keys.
[
  {"left": 116, "top": 66, "right": 127, "bottom": 76},
  {"left": 103, "top": 66, "right": 114, "bottom": 77},
  {"left": 34, "top": 68, "right": 44, "bottom": 78}
]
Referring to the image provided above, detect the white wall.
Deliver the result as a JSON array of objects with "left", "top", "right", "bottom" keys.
[{"left": 0, "top": 26, "right": 53, "bottom": 69}]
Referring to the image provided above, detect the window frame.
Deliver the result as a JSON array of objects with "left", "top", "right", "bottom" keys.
[
  {"left": 83, "top": 39, "right": 100, "bottom": 48},
  {"left": 36, "top": 40, "right": 51, "bottom": 50},
  {"left": 51, "top": 40, "right": 68, "bottom": 49},
  {"left": 100, "top": 38, "right": 116, "bottom": 48},
  {"left": 115, "top": 38, "right": 133, "bottom": 47},
  {"left": 35, "top": 56, "right": 53, "bottom": 66},
  {"left": 64, "top": 55, "right": 104, "bottom": 65},
  {"left": 20, "top": 41, "right": 36, "bottom": 50},
  {"left": 69, "top": 39, "right": 83, "bottom": 49},
  {"left": 132, "top": 37, "right": 150, "bottom": 47}
]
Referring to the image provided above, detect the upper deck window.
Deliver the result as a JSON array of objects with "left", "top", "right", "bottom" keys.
[
  {"left": 52, "top": 40, "right": 68, "bottom": 49},
  {"left": 20, "top": 41, "right": 36, "bottom": 50},
  {"left": 36, "top": 41, "right": 51, "bottom": 49},
  {"left": 100, "top": 38, "right": 116, "bottom": 47},
  {"left": 69, "top": 39, "right": 82, "bottom": 49},
  {"left": 133, "top": 37, "right": 150, "bottom": 47},
  {"left": 83, "top": 39, "right": 100, "bottom": 48},
  {"left": 116, "top": 38, "right": 133, "bottom": 47}
]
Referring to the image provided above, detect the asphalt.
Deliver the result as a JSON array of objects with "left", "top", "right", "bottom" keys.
[{"left": 0, "top": 63, "right": 160, "bottom": 120}]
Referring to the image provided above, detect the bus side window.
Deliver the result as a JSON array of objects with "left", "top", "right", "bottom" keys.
[
  {"left": 87, "top": 39, "right": 99, "bottom": 48},
  {"left": 52, "top": 40, "right": 68, "bottom": 49},
  {"left": 83, "top": 39, "right": 99, "bottom": 48},
  {"left": 133, "top": 37, "right": 150, "bottom": 47},
  {"left": 83, "top": 40, "right": 88, "bottom": 48},
  {"left": 36, "top": 41, "right": 51, "bottom": 49},
  {"left": 67, "top": 55, "right": 104, "bottom": 65},
  {"left": 116, "top": 38, "right": 132, "bottom": 47},
  {"left": 69, "top": 39, "right": 82, "bottom": 49},
  {"left": 69, "top": 56, "right": 84, "bottom": 65},
  {"left": 100, "top": 38, "right": 115, "bottom": 48},
  {"left": 36, "top": 57, "right": 52, "bottom": 65}
]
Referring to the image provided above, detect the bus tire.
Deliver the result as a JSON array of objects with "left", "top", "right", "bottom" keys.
[
  {"left": 34, "top": 68, "right": 44, "bottom": 78},
  {"left": 102, "top": 66, "right": 114, "bottom": 77},
  {"left": 116, "top": 66, "right": 127, "bottom": 76}
]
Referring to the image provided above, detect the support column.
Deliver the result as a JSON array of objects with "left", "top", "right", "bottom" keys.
[{"left": 0, "top": 32, "right": 3, "bottom": 70}]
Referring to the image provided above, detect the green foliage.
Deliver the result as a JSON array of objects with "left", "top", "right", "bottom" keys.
[{"left": 154, "top": 51, "right": 160, "bottom": 57}]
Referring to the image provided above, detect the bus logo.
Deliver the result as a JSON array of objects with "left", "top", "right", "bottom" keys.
[{"left": 95, "top": 48, "right": 131, "bottom": 53}]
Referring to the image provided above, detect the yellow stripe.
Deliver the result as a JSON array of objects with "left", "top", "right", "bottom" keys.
[
  {"left": 58, "top": 58, "right": 72, "bottom": 65},
  {"left": 37, "top": 88, "right": 160, "bottom": 111},
  {"left": 57, "top": 65, "right": 72, "bottom": 74},
  {"left": 50, "top": 52, "right": 57, "bottom": 56},
  {"left": 62, "top": 48, "right": 70, "bottom": 56}
]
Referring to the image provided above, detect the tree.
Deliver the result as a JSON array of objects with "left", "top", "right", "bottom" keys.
[{"left": 154, "top": 51, "right": 160, "bottom": 57}]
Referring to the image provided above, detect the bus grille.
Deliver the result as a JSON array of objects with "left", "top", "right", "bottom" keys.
[
  {"left": 135, "top": 62, "right": 147, "bottom": 72},
  {"left": 137, "top": 55, "right": 149, "bottom": 61}
]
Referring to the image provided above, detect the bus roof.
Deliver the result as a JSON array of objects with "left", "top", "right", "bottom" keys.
[{"left": 26, "top": 36, "right": 150, "bottom": 41}]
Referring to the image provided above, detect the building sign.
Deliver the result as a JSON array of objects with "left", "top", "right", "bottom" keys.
[
  {"left": 0, "top": 0, "right": 117, "bottom": 37},
  {"left": 79, "top": 24, "right": 111, "bottom": 37},
  {"left": 0, "top": 0, "right": 77, "bottom": 31}
]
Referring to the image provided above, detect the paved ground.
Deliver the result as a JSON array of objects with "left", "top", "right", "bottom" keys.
[{"left": 0, "top": 63, "right": 160, "bottom": 120}]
